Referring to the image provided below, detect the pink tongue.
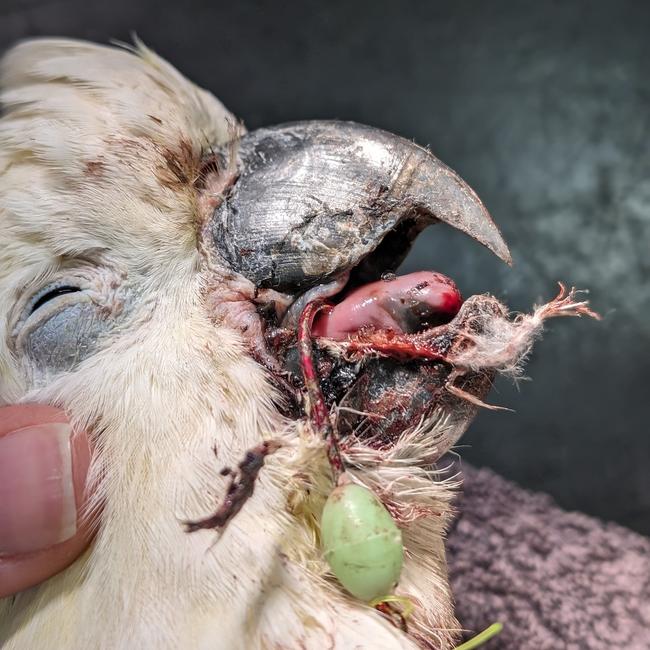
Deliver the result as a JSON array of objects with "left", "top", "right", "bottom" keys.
[{"left": 312, "top": 271, "right": 462, "bottom": 341}]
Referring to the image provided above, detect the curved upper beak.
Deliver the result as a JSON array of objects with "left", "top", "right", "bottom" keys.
[{"left": 209, "top": 120, "right": 511, "bottom": 293}]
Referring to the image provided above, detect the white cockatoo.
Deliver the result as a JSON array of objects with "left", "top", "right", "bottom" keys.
[{"left": 0, "top": 39, "right": 596, "bottom": 649}]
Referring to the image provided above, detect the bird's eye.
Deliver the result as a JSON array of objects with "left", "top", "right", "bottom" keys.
[
  {"left": 29, "top": 286, "right": 82, "bottom": 315},
  {"left": 13, "top": 270, "right": 126, "bottom": 375}
]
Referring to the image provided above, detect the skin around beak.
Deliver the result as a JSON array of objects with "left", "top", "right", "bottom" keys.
[{"left": 210, "top": 121, "right": 511, "bottom": 293}]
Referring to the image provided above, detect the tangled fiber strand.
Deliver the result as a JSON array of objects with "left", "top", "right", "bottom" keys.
[{"left": 451, "top": 284, "right": 600, "bottom": 378}]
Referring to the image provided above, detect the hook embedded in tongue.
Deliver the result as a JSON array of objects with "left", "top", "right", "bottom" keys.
[{"left": 280, "top": 272, "right": 350, "bottom": 328}]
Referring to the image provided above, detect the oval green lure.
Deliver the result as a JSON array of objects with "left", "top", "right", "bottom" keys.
[{"left": 320, "top": 483, "right": 403, "bottom": 601}]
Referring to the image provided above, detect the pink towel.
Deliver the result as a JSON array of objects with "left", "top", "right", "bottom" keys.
[{"left": 447, "top": 465, "right": 650, "bottom": 649}]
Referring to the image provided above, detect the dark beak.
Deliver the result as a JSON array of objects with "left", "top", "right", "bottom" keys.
[{"left": 210, "top": 120, "right": 511, "bottom": 294}]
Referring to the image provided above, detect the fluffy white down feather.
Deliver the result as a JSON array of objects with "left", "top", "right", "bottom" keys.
[{"left": 0, "top": 40, "right": 460, "bottom": 649}]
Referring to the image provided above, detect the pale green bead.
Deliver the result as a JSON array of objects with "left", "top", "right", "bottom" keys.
[{"left": 320, "top": 483, "right": 403, "bottom": 601}]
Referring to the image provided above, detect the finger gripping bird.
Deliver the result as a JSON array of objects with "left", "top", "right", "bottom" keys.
[{"left": 0, "top": 39, "right": 598, "bottom": 649}]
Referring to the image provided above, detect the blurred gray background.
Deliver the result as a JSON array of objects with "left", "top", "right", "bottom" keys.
[{"left": 2, "top": 0, "right": 648, "bottom": 534}]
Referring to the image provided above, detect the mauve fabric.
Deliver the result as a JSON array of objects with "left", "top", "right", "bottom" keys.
[{"left": 447, "top": 465, "right": 650, "bottom": 649}]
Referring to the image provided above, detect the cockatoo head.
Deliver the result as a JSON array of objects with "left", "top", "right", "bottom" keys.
[{"left": 0, "top": 39, "right": 596, "bottom": 650}]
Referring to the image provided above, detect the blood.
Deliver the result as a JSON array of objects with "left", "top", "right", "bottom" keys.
[
  {"left": 297, "top": 301, "right": 332, "bottom": 431},
  {"left": 342, "top": 328, "right": 451, "bottom": 363},
  {"left": 297, "top": 300, "right": 344, "bottom": 475},
  {"left": 183, "top": 440, "right": 282, "bottom": 535}
]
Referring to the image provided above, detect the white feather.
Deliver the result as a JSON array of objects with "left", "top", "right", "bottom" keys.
[{"left": 0, "top": 40, "right": 458, "bottom": 649}]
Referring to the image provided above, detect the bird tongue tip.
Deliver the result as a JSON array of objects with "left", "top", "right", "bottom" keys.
[{"left": 312, "top": 270, "right": 463, "bottom": 340}]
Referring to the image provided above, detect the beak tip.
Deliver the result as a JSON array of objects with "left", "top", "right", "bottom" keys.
[
  {"left": 491, "top": 237, "right": 513, "bottom": 267},
  {"left": 466, "top": 202, "right": 513, "bottom": 267},
  {"left": 487, "top": 220, "right": 513, "bottom": 267},
  {"left": 470, "top": 195, "right": 512, "bottom": 266}
]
